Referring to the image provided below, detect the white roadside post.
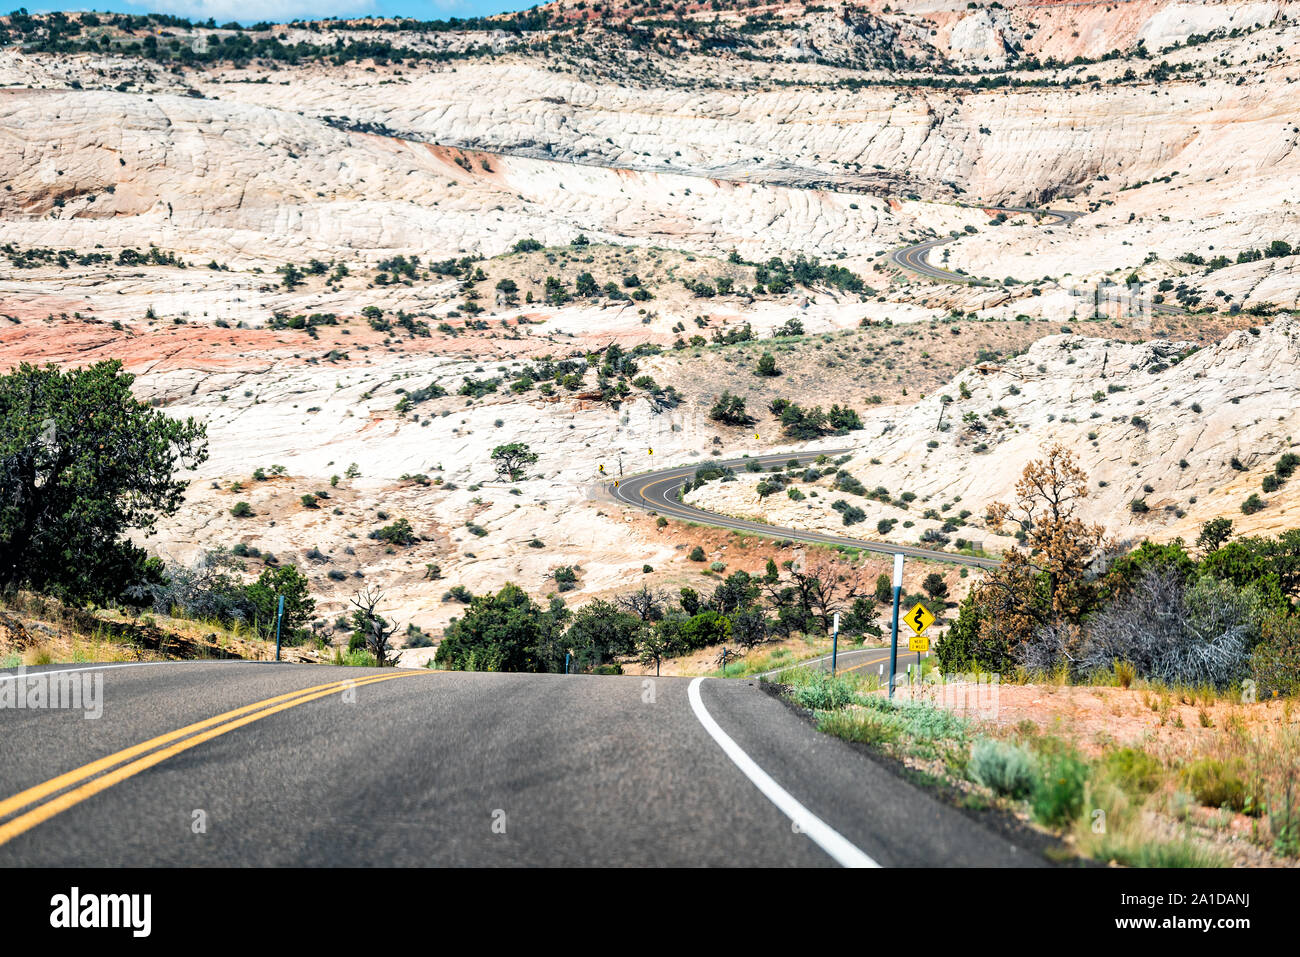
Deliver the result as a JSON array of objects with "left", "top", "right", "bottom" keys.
[
  {"left": 887, "top": 553, "right": 903, "bottom": 699},
  {"left": 830, "top": 611, "right": 840, "bottom": 676}
]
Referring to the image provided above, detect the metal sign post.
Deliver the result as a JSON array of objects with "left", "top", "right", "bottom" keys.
[
  {"left": 831, "top": 611, "right": 840, "bottom": 675},
  {"left": 888, "top": 554, "right": 903, "bottom": 699},
  {"left": 904, "top": 602, "right": 935, "bottom": 684}
]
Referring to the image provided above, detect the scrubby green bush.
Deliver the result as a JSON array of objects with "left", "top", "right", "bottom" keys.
[
  {"left": 1181, "top": 757, "right": 1248, "bottom": 811},
  {"left": 1031, "top": 746, "right": 1089, "bottom": 826},
  {"left": 370, "top": 518, "right": 415, "bottom": 546},
  {"left": 791, "top": 671, "right": 860, "bottom": 711},
  {"left": 816, "top": 708, "right": 898, "bottom": 745},
  {"left": 969, "top": 738, "right": 1037, "bottom": 799},
  {"left": 1251, "top": 614, "right": 1300, "bottom": 697},
  {"left": 1101, "top": 747, "right": 1163, "bottom": 796}
]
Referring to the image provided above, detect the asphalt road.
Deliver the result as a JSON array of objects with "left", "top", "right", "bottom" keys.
[
  {"left": 610, "top": 449, "right": 1001, "bottom": 570},
  {"left": 0, "top": 661, "right": 1044, "bottom": 866},
  {"left": 753, "top": 644, "right": 921, "bottom": 683},
  {"left": 890, "top": 203, "right": 1184, "bottom": 315},
  {"left": 889, "top": 205, "right": 1082, "bottom": 284}
]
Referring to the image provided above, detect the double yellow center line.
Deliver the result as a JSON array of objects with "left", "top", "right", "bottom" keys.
[{"left": 0, "top": 671, "right": 428, "bottom": 847}]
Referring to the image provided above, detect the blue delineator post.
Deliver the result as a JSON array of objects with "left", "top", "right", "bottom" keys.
[
  {"left": 888, "top": 553, "right": 903, "bottom": 699},
  {"left": 274, "top": 594, "right": 285, "bottom": 662}
]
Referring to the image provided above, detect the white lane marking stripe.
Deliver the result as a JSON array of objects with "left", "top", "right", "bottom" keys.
[
  {"left": 0, "top": 662, "right": 168, "bottom": 683},
  {"left": 687, "top": 677, "right": 881, "bottom": 868},
  {"left": 0, "top": 661, "right": 262, "bottom": 683}
]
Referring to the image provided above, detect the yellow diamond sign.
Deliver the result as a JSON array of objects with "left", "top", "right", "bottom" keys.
[{"left": 905, "top": 602, "right": 935, "bottom": 636}]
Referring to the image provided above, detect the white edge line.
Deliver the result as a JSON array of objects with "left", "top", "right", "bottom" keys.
[
  {"left": 687, "top": 676, "right": 881, "bottom": 868},
  {"left": 0, "top": 661, "right": 263, "bottom": 683}
]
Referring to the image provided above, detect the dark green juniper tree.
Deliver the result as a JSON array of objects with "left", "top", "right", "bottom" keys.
[{"left": 0, "top": 361, "right": 207, "bottom": 601}]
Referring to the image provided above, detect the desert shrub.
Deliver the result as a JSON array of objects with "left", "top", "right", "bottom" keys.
[
  {"left": 791, "top": 671, "right": 860, "bottom": 711},
  {"left": 969, "top": 738, "right": 1037, "bottom": 799},
  {"left": 1250, "top": 614, "right": 1300, "bottom": 697},
  {"left": 404, "top": 624, "right": 435, "bottom": 649},
  {"left": 1031, "top": 745, "right": 1089, "bottom": 826},
  {"left": 688, "top": 545, "right": 706, "bottom": 562},
  {"left": 1076, "top": 568, "right": 1258, "bottom": 687},
  {"left": 435, "top": 582, "right": 569, "bottom": 673},
  {"left": 816, "top": 708, "right": 899, "bottom": 745},
  {"left": 1181, "top": 757, "right": 1248, "bottom": 811},
  {"left": 832, "top": 500, "right": 866, "bottom": 526},
  {"left": 442, "top": 584, "right": 473, "bottom": 603},
  {"left": 851, "top": 695, "right": 970, "bottom": 754},
  {"left": 370, "top": 518, "right": 416, "bottom": 546},
  {"left": 922, "top": 572, "right": 949, "bottom": 600},
  {"left": 126, "top": 548, "right": 253, "bottom": 625},
  {"left": 230, "top": 501, "right": 253, "bottom": 518},
  {"left": 675, "top": 610, "right": 732, "bottom": 651},
  {"left": 708, "top": 391, "right": 751, "bottom": 425},
  {"left": 1101, "top": 747, "right": 1163, "bottom": 796},
  {"left": 1090, "top": 835, "right": 1226, "bottom": 868},
  {"left": 338, "top": 648, "right": 379, "bottom": 667}
]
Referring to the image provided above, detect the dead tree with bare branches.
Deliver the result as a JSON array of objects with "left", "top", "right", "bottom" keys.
[{"left": 349, "top": 586, "right": 400, "bottom": 666}]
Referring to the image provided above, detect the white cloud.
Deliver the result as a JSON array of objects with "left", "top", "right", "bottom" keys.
[{"left": 135, "top": 0, "right": 375, "bottom": 22}]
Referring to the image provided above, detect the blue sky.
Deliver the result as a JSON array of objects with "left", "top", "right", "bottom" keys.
[{"left": 37, "top": 2, "right": 539, "bottom": 24}]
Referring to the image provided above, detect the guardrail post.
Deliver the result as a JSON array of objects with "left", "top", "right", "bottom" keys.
[
  {"left": 831, "top": 611, "right": 839, "bottom": 676},
  {"left": 274, "top": 594, "right": 284, "bottom": 662}
]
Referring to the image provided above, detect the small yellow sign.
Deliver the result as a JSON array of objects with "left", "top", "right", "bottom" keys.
[
  {"left": 909, "top": 634, "right": 930, "bottom": 653},
  {"left": 905, "top": 602, "right": 935, "bottom": 636}
]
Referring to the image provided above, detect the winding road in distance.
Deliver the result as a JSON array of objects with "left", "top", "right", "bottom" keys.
[
  {"left": 890, "top": 205, "right": 1083, "bottom": 284},
  {"left": 891, "top": 203, "right": 1184, "bottom": 316},
  {"left": 608, "top": 449, "right": 1000, "bottom": 570}
]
